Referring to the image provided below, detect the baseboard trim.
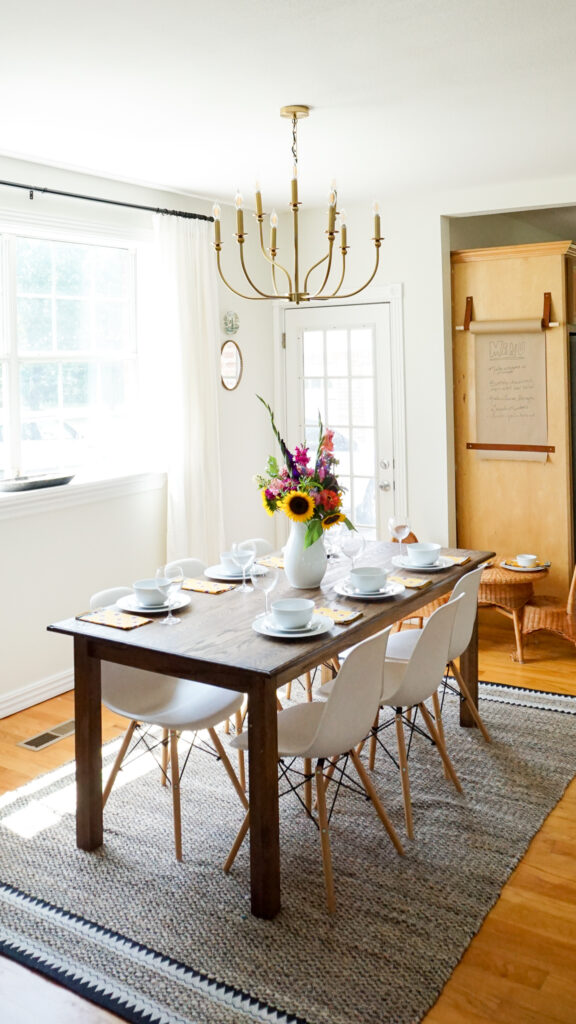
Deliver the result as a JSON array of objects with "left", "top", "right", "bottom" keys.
[{"left": 0, "top": 671, "right": 74, "bottom": 719}]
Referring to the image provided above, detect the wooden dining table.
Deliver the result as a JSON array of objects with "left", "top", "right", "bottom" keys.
[{"left": 47, "top": 542, "right": 493, "bottom": 919}]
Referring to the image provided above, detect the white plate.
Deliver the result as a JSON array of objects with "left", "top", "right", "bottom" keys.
[
  {"left": 205, "top": 564, "right": 268, "bottom": 581},
  {"left": 334, "top": 579, "right": 406, "bottom": 601},
  {"left": 500, "top": 560, "right": 550, "bottom": 573},
  {"left": 116, "top": 594, "right": 191, "bottom": 614},
  {"left": 391, "top": 555, "right": 454, "bottom": 573},
  {"left": 252, "top": 613, "right": 333, "bottom": 639}
]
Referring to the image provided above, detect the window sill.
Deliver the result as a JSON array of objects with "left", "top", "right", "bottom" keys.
[{"left": 0, "top": 470, "right": 166, "bottom": 521}]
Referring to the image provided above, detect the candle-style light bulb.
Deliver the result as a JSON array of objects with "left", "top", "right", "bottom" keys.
[
  {"left": 327, "top": 186, "right": 337, "bottom": 232},
  {"left": 254, "top": 181, "right": 263, "bottom": 218},
  {"left": 339, "top": 207, "right": 347, "bottom": 249},
  {"left": 270, "top": 209, "right": 278, "bottom": 252},
  {"left": 372, "top": 200, "right": 381, "bottom": 239},
  {"left": 212, "top": 203, "right": 221, "bottom": 244},
  {"left": 235, "top": 191, "right": 244, "bottom": 236}
]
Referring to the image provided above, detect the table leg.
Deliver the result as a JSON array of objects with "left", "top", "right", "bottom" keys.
[
  {"left": 512, "top": 609, "right": 525, "bottom": 663},
  {"left": 74, "top": 637, "right": 103, "bottom": 850},
  {"left": 247, "top": 680, "right": 280, "bottom": 918},
  {"left": 459, "top": 609, "right": 479, "bottom": 728}
]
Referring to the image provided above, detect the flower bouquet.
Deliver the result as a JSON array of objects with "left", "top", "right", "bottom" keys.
[{"left": 256, "top": 396, "right": 355, "bottom": 549}]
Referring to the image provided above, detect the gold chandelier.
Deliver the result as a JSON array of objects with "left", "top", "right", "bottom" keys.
[{"left": 212, "top": 105, "right": 383, "bottom": 305}]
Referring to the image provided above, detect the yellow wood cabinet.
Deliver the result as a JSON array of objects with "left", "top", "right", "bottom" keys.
[{"left": 451, "top": 241, "right": 576, "bottom": 597}]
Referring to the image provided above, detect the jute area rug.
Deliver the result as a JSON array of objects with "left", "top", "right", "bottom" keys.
[{"left": 0, "top": 683, "right": 574, "bottom": 1024}]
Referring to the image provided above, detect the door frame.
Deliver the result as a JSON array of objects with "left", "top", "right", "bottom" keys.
[{"left": 272, "top": 285, "right": 407, "bottom": 544}]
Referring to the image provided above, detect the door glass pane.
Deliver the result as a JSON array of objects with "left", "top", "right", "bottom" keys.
[
  {"left": 325, "top": 329, "right": 348, "bottom": 375},
  {"left": 302, "top": 330, "right": 323, "bottom": 376},
  {"left": 351, "top": 379, "right": 374, "bottom": 427},
  {"left": 354, "top": 477, "right": 376, "bottom": 528},
  {"left": 350, "top": 328, "right": 373, "bottom": 375},
  {"left": 304, "top": 377, "right": 324, "bottom": 425},
  {"left": 334, "top": 426, "right": 351, "bottom": 475},
  {"left": 327, "top": 378, "right": 349, "bottom": 426}
]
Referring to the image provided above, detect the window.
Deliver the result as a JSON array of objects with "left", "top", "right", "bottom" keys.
[{"left": 0, "top": 233, "right": 138, "bottom": 480}]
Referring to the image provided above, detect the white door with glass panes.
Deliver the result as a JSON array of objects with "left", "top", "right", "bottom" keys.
[{"left": 284, "top": 303, "right": 396, "bottom": 539}]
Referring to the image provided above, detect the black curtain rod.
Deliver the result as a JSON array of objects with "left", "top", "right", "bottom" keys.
[{"left": 0, "top": 178, "right": 213, "bottom": 222}]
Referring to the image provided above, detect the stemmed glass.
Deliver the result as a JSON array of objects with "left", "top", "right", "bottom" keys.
[
  {"left": 155, "top": 564, "right": 184, "bottom": 625},
  {"left": 340, "top": 529, "right": 366, "bottom": 569},
  {"left": 388, "top": 515, "right": 411, "bottom": 558},
  {"left": 250, "top": 566, "right": 278, "bottom": 618},
  {"left": 231, "top": 542, "right": 256, "bottom": 593}
]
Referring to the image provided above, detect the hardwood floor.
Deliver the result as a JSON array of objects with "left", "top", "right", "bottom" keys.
[{"left": 0, "top": 612, "right": 574, "bottom": 1024}]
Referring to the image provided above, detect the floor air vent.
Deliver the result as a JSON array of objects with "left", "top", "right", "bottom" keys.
[{"left": 19, "top": 719, "right": 75, "bottom": 750}]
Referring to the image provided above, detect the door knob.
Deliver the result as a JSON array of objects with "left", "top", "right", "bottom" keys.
[{"left": 379, "top": 481, "right": 391, "bottom": 491}]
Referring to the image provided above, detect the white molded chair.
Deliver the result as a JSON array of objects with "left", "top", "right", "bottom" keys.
[
  {"left": 90, "top": 586, "right": 247, "bottom": 861},
  {"left": 225, "top": 628, "right": 404, "bottom": 912},
  {"left": 238, "top": 538, "right": 273, "bottom": 556},
  {"left": 165, "top": 557, "right": 207, "bottom": 578},
  {"left": 384, "top": 567, "right": 491, "bottom": 744},
  {"left": 367, "top": 596, "right": 464, "bottom": 840}
]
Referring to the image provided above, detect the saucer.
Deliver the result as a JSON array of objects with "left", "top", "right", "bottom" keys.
[
  {"left": 334, "top": 579, "right": 406, "bottom": 601},
  {"left": 117, "top": 594, "right": 191, "bottom": 614},
  {"left": 500, "top": 560, "right": 550, "bottom": 573},
  {"left": 391, "top": 555, "right": 453, "bottom": 573},
  {"left": 252, "top": 613, "right": 332, "bottom": 639},
  {"left": 205, "top": 563, "right": 267, "bottom": 582}
]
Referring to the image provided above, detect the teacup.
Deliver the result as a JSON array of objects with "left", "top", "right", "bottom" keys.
[
  {"left": 132, "top": 579, "right": 167, "bottom": 607},
  {"left": 516, "top": 553, "right": 538, "bottom": 568},
  {"left": 406, "top": 542, "right": 441, "bottom": 567},
  {"left": 270, "top": 598, "right": 315, "bottom": 630},
  {"left": 349, "top": 566, "right": 389, "bottom": 593},
  {"left": 220, "top": 551, "right": 238, "bottom": 573}
]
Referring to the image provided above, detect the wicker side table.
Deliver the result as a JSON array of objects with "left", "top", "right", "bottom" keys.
[{"left": 478, "top": 559, "right": 549, "bottom": 663}]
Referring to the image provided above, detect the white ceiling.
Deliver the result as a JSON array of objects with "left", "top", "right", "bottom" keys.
[{"left": 2, "top": 0, "right": 576, "bottom": 210}]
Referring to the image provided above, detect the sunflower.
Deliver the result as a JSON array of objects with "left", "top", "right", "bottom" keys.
[
  {"left": 322, "top": 511, "right": 346, "bottom": 530},
  {"left": 261, "top": 488, "right": 275, "bottom": 516},
  {"left": 281, "top": 490, "right": 315, "bottom": 523}
]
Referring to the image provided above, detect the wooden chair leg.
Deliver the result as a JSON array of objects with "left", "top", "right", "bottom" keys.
[
  {"left": 169, "top": 730, "right": 183, "bottom": 861},
  {"left": 418, "top": 702, "right": 463, "bottom": 793},
  {"left": 161, "top": 727, "right": 169, "bottom": 786},
  {"left": 512, "top": 609, "right": 525, "bottom": 663},
  {"left": 208, "top": 728, "right": 249, "bottom": 809},
  {"left": 223, "top": 810, "right": 250, "bottom": 872},
  {"left": 432, "top": 690, "right": 450, "bottom": 781},
  {"left": 450, "top": 661, "right": 492, "bottom": 743},
  {"left": 102, "top": 720, "right": 138, "bottom": 807},
  {"left": 368, "top": 711, "right": 379, "bottom": 770},
  {"left": 350, "top": 748, "right": 404, "bottom": 855},
  {"left": 223, "top": 718, "right": 230, "bottom": 734},
  {"left": 305, "top": 671, "right": 313, "bottom": 701},
  {"left": 304, "top": 757, "right": 312, "bottom": 815},
  {"left": 315, "top": 761, "right": 336, "bottom": 913},
  {"left": 285, "top": 681, "right": 292, "bottom": 700},
  {"left": 234, "top": 709, "right": 246, "bottom": 791},
  {"left": 394, "top": 710, "right": 414, "bottom": 839}
]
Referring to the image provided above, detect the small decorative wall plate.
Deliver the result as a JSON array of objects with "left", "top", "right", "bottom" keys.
[{"left": 223, "top": 310, "right": 240, "bottom": 335}]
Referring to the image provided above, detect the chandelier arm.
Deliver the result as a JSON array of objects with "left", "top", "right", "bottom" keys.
[
  {"left": 310, "top": 240, "right": 336, "bottom": 298},
  {"left": 303, "top": 253, "right": 329, "bottom": 293},
  {"left": 215, "top": 251, "right": 281, "bottom": 301},
  {"left": 239, "top": 246, "right": 289, "bottom": 299},
  {"left": 315, "top": 248, "right": 381, "bottom": 301},
  {"left": 324, "top": 250, "right": 347, "bottom": 298},
  {"left": 257, "top": 220, "right": 293, "bottom": 293}
]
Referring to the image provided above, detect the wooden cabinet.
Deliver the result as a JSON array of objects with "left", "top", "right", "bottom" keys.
[{"left": 452, "top": 241, "right": 576, "bottom": 597}]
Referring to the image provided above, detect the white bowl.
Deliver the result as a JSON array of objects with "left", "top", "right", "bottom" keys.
[
  {"left": 516, "top": 553, "right": 538, "bottom": 568},
  {"left": 406, "top": 542, "right": 442, "bottom": 567},
  {"left": 349, "top": 566, "right": 389, "bottom": 593},
  {"left": 270, "top": 598, "right": 315, "bottom": 630},
  {"left": 219, "top": 551, "right": 238, "bottom": 573},
  {"left": 132, "top": 579, "right": 167, "bottom": 607}
]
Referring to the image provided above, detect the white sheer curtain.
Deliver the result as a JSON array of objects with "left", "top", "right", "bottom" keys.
[{"left": 153, "top": 215, "right": 224, "bottom": 563}]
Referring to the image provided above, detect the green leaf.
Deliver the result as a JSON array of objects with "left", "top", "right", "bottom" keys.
[
  {"left": 304, "top": 519, "right": 323, "bottom": 547},
  {"left": 342, "top": 517, "right": 355, "bottom": 531},
  {"left": 267, "top": 455, "right": 279, "bottom": 476}
]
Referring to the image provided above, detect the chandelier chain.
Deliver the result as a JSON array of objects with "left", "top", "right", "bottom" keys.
[{"left": 291, "top": 114, "right": 298, "bottom": 169}]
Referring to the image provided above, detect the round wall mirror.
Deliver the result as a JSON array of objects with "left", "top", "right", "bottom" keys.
[{"left": 221, "top": 340, "right": 243, "bottom": 391}]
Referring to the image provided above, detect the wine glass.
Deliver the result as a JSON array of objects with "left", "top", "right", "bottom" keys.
[
  {"left": 388, "top": 515, "right": 411, "bottom": 558},
  {"left": 250, "top": 566, "right": 278, "bottom": 617},
  {"left": 340, "top": 529, "right": 366, "bottom": 569},
  {"left": 155, "top": 564, "right": 184, "bottom": 625},
  {"left": 231, "top": 541, "right": 256, "bottom": 593}
]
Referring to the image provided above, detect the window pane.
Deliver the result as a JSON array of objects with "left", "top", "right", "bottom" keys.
[
  {"left": 304, "top": 378, "right": 324, "bottom": 426},
  {"left": 93, "top": 247, "right": 129, "bottom": 298},
  {"left": 302, "top": 330, "right": 323, "bottom": 376},
  {"left": 351, "top": 379, "right": 374, "bottom": 427},
  {"left": 327, "top": 378, "right": 349, "bottom": 427},
  {"left": 95, "top": 301, "right": 127, "bottom": 350},
  {"left": 17, "top": 297, "right": 52, "bottom": 351},
  {"left": 20, "top": 363, "right": 58, "bottom": 410},
  {"left": 16, "top": 239, "right": 52, "bottom": 294},
  {"left": 338, "top": 475, "right": 351, "bottom": 517},
  {"left": 63, "top": 362, "right": 91, "bottom": 407},
  {"left": 55, "top": 243, "right": 90, "bottom": 296},
  {"left": 350, "top": 328, "right": 373, "bottom": 375},
  {"left": 333, "top": 426, "right": 351, "bottom": 475},
  {"left": 353, "top": 427, "right": 375, "bottom": 475},
  {"left": 325, "top": 329, "right": 348, "bottom": 376},
  {"left": 56, "top": 299, "right": 90, "bottom": 351}
]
